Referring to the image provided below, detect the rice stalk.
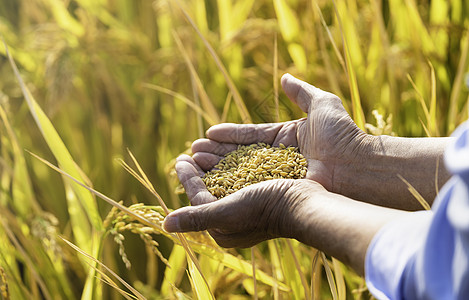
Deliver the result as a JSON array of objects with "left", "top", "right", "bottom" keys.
[
  {"left": 172, "top": 0, "right": 252, "bottom": 123},
  {"left": 332, "top": 258, "right": 346, "bottom": 300},
  {"left": 397, "top": 175, "right": 431, "bottom": 210},
  {"left": 320, "top": 252, "right": 338, "bottom": 300},
  {"left": 273, "top": 33, "right": 279, "bottom": 123},
  {"left": 448, "top": 32, "right": 469, "bottom": 133},
  {"left": 171, "top": 31, "right": 221, "bottom": 125},
  {"left": 286, "top": 240, "right": 310, "bottom": 300},
  {"left": 331, "top": 0, "right": 366, "bottom": 131},
  {"left": 3, "top": 40, "right": 103, "bottom": 272},
  {"left": 0, "top": 217, "right": 52, "bottom": 300},
  {"left": 61, "top": 237, "right": 145, "bottom": 300},
  {"left": 251, "top": 247, "right": 258, "bottom": 300},
  {"left": 119, "top": 151, "right": 215, "bottom": 299},
  {"left": 141, "top": 83, "right": 217, "bottom": 126},
  {"left": 406, "top": 71, "right": 439, "bottom": 137}
]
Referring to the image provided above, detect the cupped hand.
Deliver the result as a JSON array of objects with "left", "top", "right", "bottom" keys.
[
  {"left": 190, "top": 73, "right": 370, "bottom": 195},
  {"left": 163, "top": 177, "right": 327, "bottom": 248}
]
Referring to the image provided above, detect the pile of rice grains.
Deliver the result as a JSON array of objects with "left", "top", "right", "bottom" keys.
[{"left": 202, "top": 143, "right": 308, "bottom": 199}]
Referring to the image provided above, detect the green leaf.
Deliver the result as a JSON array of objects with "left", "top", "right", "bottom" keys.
[
  {"left": 4, "top": 42, "right": 104, "bottom": 298},
  {"left": 161, "top": 245, "right": 187, "bottom": 296}
]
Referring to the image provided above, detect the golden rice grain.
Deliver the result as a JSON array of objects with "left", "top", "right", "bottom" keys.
[{"left": 202, "top": 143, "right": 308, "bottom": 199}]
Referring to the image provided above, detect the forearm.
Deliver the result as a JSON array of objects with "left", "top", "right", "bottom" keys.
[
  {"left": 292, "top": 190, "right": 411, "bottom": 275},
  {"left": 335, "top": 135, "right": 452, "bottom": 210}
]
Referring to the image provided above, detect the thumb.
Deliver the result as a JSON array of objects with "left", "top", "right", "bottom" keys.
[
  {"left": 163, "top": 204, "right": 212, "bottom": 233},
  {"left": 281, "top": 73, "right": 336, "bottom": 113}
]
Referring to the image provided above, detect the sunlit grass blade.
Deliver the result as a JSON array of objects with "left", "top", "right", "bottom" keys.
[
  {"left": 4, "top": 39, "right": 105, "bottom": 298},
  {"left": 286, "top": 240, "right": 310, "bottom": 300},
  {"left": 310, "top": 250, "right": 321, "bottom": 300},
  {"left": 251, "top": 247, "right": 258, "bottom": 300},
  {"left": 407, "top": 73, "right": 438, "bottom": 137},
  {"left": 448, "top": 33, "right": 469, "bottom": 133},
  {"left": 331, "top": 0, "right": 366, "bottom": 130},
  {"left": 119, "top": 150, "right": 170, "bottom": 214},
  {"left": 331, "top": 258, "right": 346, "bottom": 300},
  {"left": 188, "top": 241, "right": 289, "bottom": 292},
  {"left": 0, "top": 227, "right": 32, "bottom": 299},
  {"left": 273, "top": 0, "right": 307, "bottom": 74},
  {"left": 428, "top": 61, "right": 439, "bottom": 136},
  {"left": 34, "top": 148, "right": 282, "bottom": 296},
  {"left": 29, "top": 152, "right": 163, "bottom": 230},
  {"left": 172, "top": 31, "right": 221, "bottom": 125},
  {"left": 172, "top": 0, "right": 252, "bottom": 123},
  {"left": 161, "top": 245, "right": 187, "bottom": 296},
  {"left": 187, "top": 256, "right": 214, "bottom": 300},
  {"left": 312, "top": 2, "right": 347, "bottom": 103},
  {"left": 119, "top": 150, "right": 215, "bottom": 299},
  {"left": 397, "top": 175, "right": 431, "bottom": 210},
  {"left": 278, "top": 239, "right": 305, "bottom": 299},
  {"left": 4, "top": 41, "right": 103, "bottom": 243},
  {"left": 0, "top": 217, "right": 52, "bottom": 300},
  {"left": 320, "top": 252, "right": 338, "bottom": 300},
  {"left": 0, "top": 105, "right": 40, "bottom": 217},
  {"left": 313, "top": 2, "right": 345, "bottom": 72},
  {"left": 273, "top": 33, "right": 280, "bottom": 123},
  {"left": 61, "top": 237, "right": 145, "bottom": 300},
  {"left": 141, "top": 83, "right": 217, "bottom": 126}
]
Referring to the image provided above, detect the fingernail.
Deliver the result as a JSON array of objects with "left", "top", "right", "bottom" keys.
[{"left": 163, "top": 215, "right": 181, "bottom": 232}]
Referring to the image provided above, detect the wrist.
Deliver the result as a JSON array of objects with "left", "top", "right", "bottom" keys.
[{"left": 335, "top": 134, "right": 452, "bottom": 210}]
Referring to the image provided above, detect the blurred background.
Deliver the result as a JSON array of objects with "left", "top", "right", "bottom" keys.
[{"left": 0, "top": 0, "right": 468, "bottom": 299}]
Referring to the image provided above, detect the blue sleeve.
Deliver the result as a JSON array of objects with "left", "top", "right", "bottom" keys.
[{"left": 365, "top": 121, "right": 469, "bottom": 300}]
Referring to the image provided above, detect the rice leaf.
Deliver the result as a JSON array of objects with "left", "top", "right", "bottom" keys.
[
  {"left": 161, "top": 245, "right": 187, "bottom": 296},
  {"left": 4, "top": 42, "right": 104, "bottom": 299},
  {"left": 320, "top": 252, "right": 338, "bottom": 300},
  {"left": 172, "top": 31, "right": 221, "bottom": 125},
  {"left": 141, "top": 83, "right": 218, "bottom": 126},
  {"left": 251, "top": 247, "right": 258, "bottom": 300},
  {"left": 331, "top": 258, "right": 346, "bottom": 300},
  {"left": 448, "top": 32, "right": 469, "bottom": 132},
  {"left": 42, "top": 0, "right": 84, "bottom": 39},
  {"left": 428, "top": 61, "right": 439, "bottom": 137},
  {"left": 397, "top": 175, "right": 431, "bottom": 210},
  {"left": 273, "top": 0, "right": 307, "bottom": 73},
  {"left": 187, "top": 255, "right": 214, "bottom": 300},
  {"left": 172, "top": 0, "right": 252, "bottom": 123},
  {"left": 61, "top": 237, "right": 145, "bottom": 300},
  {"left": 0, "top": 217, "right": 53, "bottom": 300},
  {"left": 188, "top": 241, "right": 289, "bottom": 292},
  {"left": 278, "top": 239, "right": 305, "bottom": 299},
  {"left": 286, "top": 240, "right": 310, "bottom": 300},
  {"left": 407, "top": 72, "right": 439, "bottom": 137},
  {"left": 0, "top": 105, "right": 40, "bottom": 217},
  {"left": 331, "top": 0, "right": 366, "bottom": 130}
]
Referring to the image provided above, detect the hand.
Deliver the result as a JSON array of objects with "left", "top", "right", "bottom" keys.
[
  {"left": 163, "top": 178, "right": 327, "bottom": 248},
  {"left": 188, "top": 73, "right": 451, "bottom": 209},
  {"left": 190, "top": 73, "right": 370, "bottom": 194},
  {"left": 164, "top": 163, "right": 409, "bottom": 275}
]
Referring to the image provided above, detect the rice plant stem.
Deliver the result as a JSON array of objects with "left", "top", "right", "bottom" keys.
[{"left": 286, "top": 240, "right": 310, "bottom": 300}]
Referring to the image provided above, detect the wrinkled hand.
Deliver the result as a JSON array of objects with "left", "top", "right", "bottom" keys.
[
  {"left": 189, "top": 73, "right": 369, "bottom": 194},
  {"left": 163, "top": 178, "right": 327, "bottom": 248}
]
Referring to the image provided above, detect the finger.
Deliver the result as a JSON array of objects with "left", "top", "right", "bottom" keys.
[
  {"left": 281, "top": 73, "right": 340, "bottom": 113},
  {"left": 163, "top": 195, "right": 237, "bottom": 233},
  {"left": 206, "top": 123, "right": 285, "bottom": 145},
  {"left": 176, "top": 154, "right": 204, "bottom": 177},
  {"left": 192, "top": 152, "right": 223, "bottom": 171},
  {"left": 175, "top": 160, "right": 216, "bottom": 205},
  {"left": 191, "top": 138, "right": 238, "bottom": 156},
  {"left": 163, "top": 205, "right": 210, "bottom": 232}
]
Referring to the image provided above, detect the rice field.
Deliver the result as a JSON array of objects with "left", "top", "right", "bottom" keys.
[{"left": 0, "top": 0, "right": 468, "bottom": 299}]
